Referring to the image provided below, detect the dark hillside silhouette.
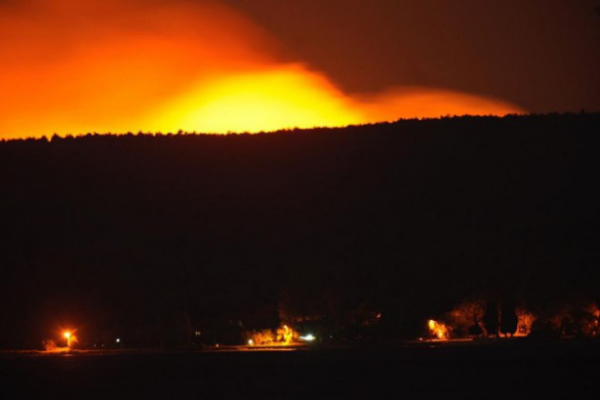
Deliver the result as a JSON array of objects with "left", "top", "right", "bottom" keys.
[{"left": 1, "top": 114, "right": 599, "bottom": 348}]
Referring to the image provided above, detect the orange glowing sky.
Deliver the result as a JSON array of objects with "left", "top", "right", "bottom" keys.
[{"left": 0, "top": 0, "right": 524, "bottom": 139}]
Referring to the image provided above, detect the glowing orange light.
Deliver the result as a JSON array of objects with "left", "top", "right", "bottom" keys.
[
  {"left": 0, "top": 1, "right": 524, "bottom": 140},
  {"left": 62, "top": 330, "right": 77, "bottom": 348},
  {"left": 428, "top": 319, "right": 450, "bottom": 340},
  {"left": 246, "top": 325, "right": 298, "bottom": 347},
  {"left": 246, "top": 329, "right": 275, "bottom": 346},
  {"left": 277, "top": 324, "right": 295, "bottom": 345},
  {"left": 514, "top": 310, "right": 536, "bottom": 337},
  {"left": 151, "top": 66, "right": 364, "bottom": 134}
]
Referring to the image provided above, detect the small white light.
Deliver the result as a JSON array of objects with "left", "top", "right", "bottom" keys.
[
  {"left": 247, "top": 339, "right": 254, "bottom": 346},
  {"left": 116, "top": 338, "right": 120, "bottom": 343},
  {"left": 299, "top": 334, "right": 316, "bottom": 342}
]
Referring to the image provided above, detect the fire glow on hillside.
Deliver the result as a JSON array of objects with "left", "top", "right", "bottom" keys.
[{"left": 0, "top": 0, "right": 523, "bottom": 139}]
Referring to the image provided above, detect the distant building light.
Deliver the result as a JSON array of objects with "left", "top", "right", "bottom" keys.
[
  {"left": 247, "top": 339, "right": 254, "bottom": 346},
  {"left": 195, "top": 331, "right": 202, "bottom": 337},
  {"left": 116, "top": 338, "right": 121, "bottom": 344}
]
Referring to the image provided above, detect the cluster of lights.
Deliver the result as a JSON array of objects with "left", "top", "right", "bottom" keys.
[
  {"left": 60, "top": 326, "right": 318, "bottom": 350},
  {"left": 246, "top": 327, "right": 316, "bottom": 347}
]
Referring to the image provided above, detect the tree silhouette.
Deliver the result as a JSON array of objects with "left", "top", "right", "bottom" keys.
[
  {"left": 500, "top": 300, "right": 518, "bottom": 337},
  {"left": 468, "top": 315, "right": 484, "bottom": 337},
  {"left": 482, "top": 301, "right": 499, "bottom": 337}
]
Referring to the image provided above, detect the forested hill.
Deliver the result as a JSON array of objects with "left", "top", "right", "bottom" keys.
[{"left": 1, "top": 113, "right": 599, "bottom": 347}]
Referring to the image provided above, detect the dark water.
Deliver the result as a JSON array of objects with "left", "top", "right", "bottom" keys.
[{"left": 1, "top": 342, "right": 599, "bottom": 399}]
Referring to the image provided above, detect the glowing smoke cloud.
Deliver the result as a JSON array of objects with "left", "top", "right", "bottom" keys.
[{"left": 0, "top": 0, "right": 523, "bottom": 139}]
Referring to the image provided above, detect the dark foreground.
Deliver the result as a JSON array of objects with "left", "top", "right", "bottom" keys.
[
  {"left": 2, "top": 341, "right": 600, "bottom": 399},
  {"left": 2, "top": 114, "right": 600, "bottom": 351}
]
